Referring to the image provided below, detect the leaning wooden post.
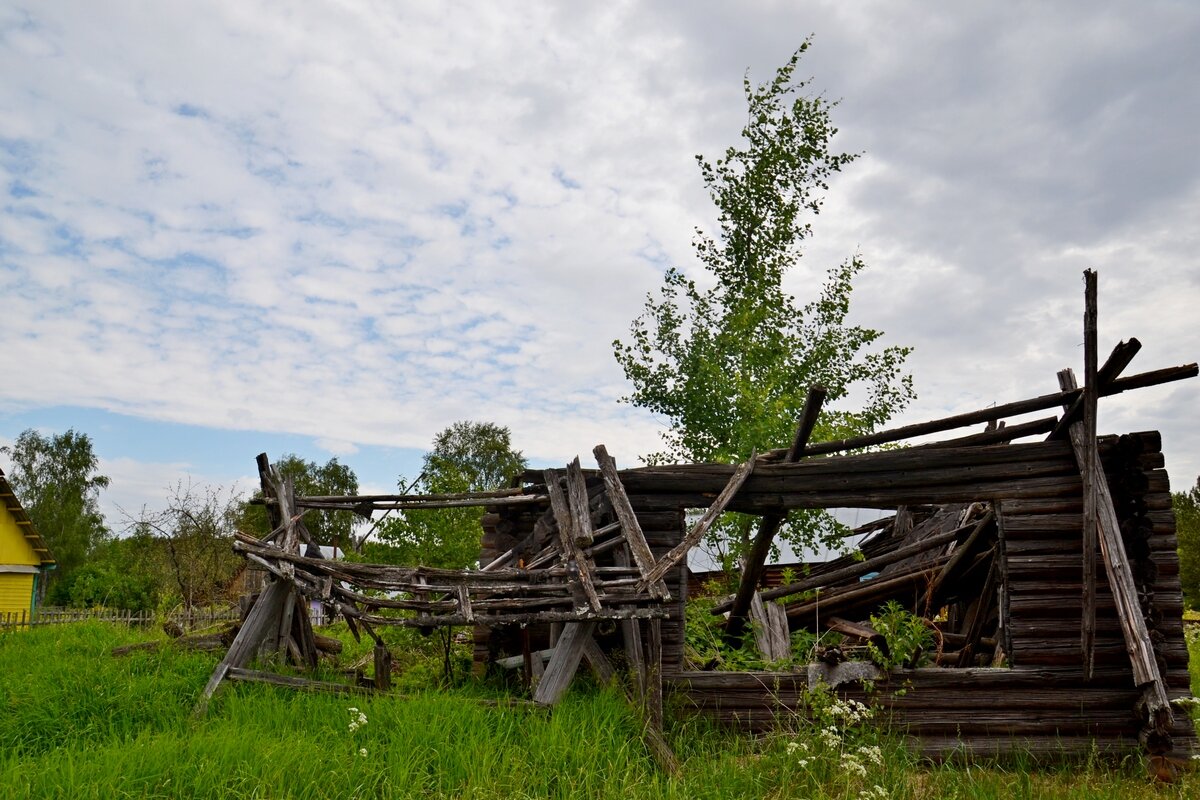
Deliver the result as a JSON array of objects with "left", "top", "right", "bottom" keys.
[
  {"left": 726, "top": 386, "right": 827, "bottom": 642},
  {"left": 1081, "top": 269, "right": 1099, "bottom": 681},
  {"left": 1058, "top": 364, "right": 1173, "bottom": 737}
]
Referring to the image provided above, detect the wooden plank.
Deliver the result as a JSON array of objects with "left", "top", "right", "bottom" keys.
[
  {"left": 648, "top": 618, "right": 664, "bottom": 730},
  {"left": 226, "top": 666, "right": 369, "bottom": 695},
  {"left": 994, "top": 503, "right": 1014, "bottom": 663},
  {"left": 783, "top": 559, "right": 949, "bottom": 622},
  {"left": 565, "top": 457, "right": 595, "bottom": 547},
  {"left": 195, "top": 578, "right": 291, "bottom": 714},
  {"left": 749, "top": 592, "right": 790, "bottom": 661},
  {"left": 593, "top": 445, "right": 669, "bottom": 600},
  {"left": 533, "top": 621, "right": 597, "bottom": 705},
  {"left": 616, "top": 548, "right": 646, "bottom": 699},
  {"left": 925, "top": 511, "right": 994, "bottom": 607},
  {"left": 543, "top": 469, "right": 602, "bottom": 612}
]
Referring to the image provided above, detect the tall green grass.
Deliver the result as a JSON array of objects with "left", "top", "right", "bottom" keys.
[{"left": 0, "top": 622, "right": 1196, "bottom": 798}]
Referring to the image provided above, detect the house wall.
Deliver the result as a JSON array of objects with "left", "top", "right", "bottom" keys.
[{"left": 0, "top": 499, "right": 40, "bottom": 616}]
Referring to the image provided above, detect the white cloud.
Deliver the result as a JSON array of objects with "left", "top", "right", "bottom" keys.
[{"left": 1, "top": 0, "right": 1198, "bottom": 497}]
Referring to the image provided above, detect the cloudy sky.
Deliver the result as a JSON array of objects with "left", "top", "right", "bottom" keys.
[{"left": 1, "top": 1, "right": 1197, "bottom": 532}]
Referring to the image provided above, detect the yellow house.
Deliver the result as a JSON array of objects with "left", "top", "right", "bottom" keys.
[{"left": 0, "top": 467, "right": 54, "bottom": 619}]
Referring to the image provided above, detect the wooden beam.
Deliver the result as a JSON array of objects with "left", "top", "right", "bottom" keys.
[
  {"left": 759, "top": 364, "right": 1196, "bottom": 460},
  {"left": 565, "top": 457, "right": 595, "bottom": 547},
  {"left": 1048, "top": 336, "right": 1141, "bottom": 440},
  {"left": 727, "top": 387, "right": 827, "bottom": 641},
  {"left": 1081, "top": 270, "right": 1099, "bottom": 682}
]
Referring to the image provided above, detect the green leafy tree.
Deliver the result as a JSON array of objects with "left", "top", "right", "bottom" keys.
[
  {"left": 368, "top": 421, "right": 527, "bottom": 569},
  {"left": 1174, "top": 477, "right": 1200, "bottom": 610},
  {"left": 613, "top": 42, "right": 914, "bottom": 560},
  {"left": 1, "top": 428, "right": 110, "bottom": 591},
  {"left": 238, "top": 455, "right": 360, "bottom": 551},
  {"left": 60, "top": 530, "right": 159, "bottom": 611}
]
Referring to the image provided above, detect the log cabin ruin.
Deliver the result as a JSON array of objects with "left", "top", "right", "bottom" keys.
[{"left": 200, "top": 272, "right": 1198, "bottom": 766}]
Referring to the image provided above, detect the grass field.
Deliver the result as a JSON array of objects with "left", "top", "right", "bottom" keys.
[{"left": 1, "top": 621, "right": 1197, "bottom": 799}]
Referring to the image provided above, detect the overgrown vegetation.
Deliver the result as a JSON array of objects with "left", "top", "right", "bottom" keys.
[
  {"left": 0, "top": 621, "right": 1196, "bottom": 798},
  {"left": 684, "top": 591, "right": 934, "bottom": 674}
]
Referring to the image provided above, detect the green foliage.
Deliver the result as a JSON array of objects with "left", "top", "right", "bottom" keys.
[
  {"left": 1174, "top": 477, "right": 1200, "bottom": 610},
  {"left": 368, "top": 421, "right": 526, "bottom": 569},
  {"left": 1, "top": 428, "right": 110, "bottom": 587},
  {"left": 684, "top": 593, "right": 832, "bottom": 671},
  {"left": 59, "top": 561, "right": 158, "bottom": 612},
  {"left": 683, "top": 594, "right": 769, "bottom": 671},
  {"left": 238, "top": 455, "right": 360, "bottom": 550},
  {"left": 612, "top": 42, "right": 913, "bottom": 560},
  {"left": 867, "top": 600, "right": 934, "bottom": 670}
]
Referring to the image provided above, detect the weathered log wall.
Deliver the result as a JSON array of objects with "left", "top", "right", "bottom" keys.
[{"left": 663, "top": 431, "right": 1197, "bottom": 757}]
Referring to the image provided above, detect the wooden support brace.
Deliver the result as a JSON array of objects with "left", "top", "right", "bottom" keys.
[
  {"left": 593, "top": 444, "right": 670, "bottom": 600},
  {"left": 195, "top": 578, "right": 292, "bottom": 715},
  {"left": 533, "top": 620, "right": 597, "bottom": 705},
  {"left": 581, "top": 635, "right": 617, "bottom": 686},
  {"left": 641, "top": 453, "right": 756, "bottom": 591}
]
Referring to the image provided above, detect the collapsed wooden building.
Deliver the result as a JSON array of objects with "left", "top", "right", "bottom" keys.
[{"left": 202, "top": 272, "right": 1197, "bottom": 764}]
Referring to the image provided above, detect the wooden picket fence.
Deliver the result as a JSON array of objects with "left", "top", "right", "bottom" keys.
[{"left": 0, "top": 606, "right": 243, "bottom": 631}]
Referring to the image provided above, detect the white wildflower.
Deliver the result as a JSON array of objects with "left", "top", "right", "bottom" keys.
[
  {"left": 857, "top": 744, "right": 883, "bottom": 765},
  {"left": 819, "top": 727, "right": 841, "bottom": 748},
  {"left": 359, "top": 748, "right": 368, "bottom": 758},
  {"left": 841, "top": 753, "right": 867, "bottom": 778},
  {"left": 348, "top": 708, "right": 368, "bottom": 733}
]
